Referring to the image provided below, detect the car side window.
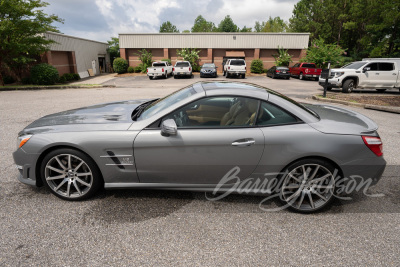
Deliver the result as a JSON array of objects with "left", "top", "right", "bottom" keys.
[
  {"left": 366, "top": 63, "right": 379, "bottom": 71},
  {"left": 379, "top": 63, "right": 394, "bottom": 71},
  {"left": 163, "top": 96, "right": 260, "bottom": 128},
  {"left": 256, "top": 101, "right": 298, "bottom": 126}
]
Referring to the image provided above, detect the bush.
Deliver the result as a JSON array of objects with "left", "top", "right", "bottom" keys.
[
  {"left": 127, "top": 66, "right": 134, "bottom": 73},
  {"left": 59, "top": 73, "right": 81, "bottom": 83},
  {"left": 263, "top": 69, "right": 269, "bottom": 73},
  {"left": 72, "top": 73, "right": 80, "bottom": 80},
  {"left": 161, "top": 58, "right": 171, "bottom": 64},
  {"left": 58, "top": 75, "right": 67, "bottom": 83},
  {"left": 250, "top": 59, "right": 264, "bottom": 73},
  {"left": 134, "top": 66, "right": 142, "bottom": 73},
  {"left": 3, "top": 75, "right": 15, "bottom": 84},
  {"left": 30, "top": 63, "right": 59, "bottom": 85},
  {"left": 192, "top": 65, "right": 201, "bottom": 72},
  {"left": 113, "top": 57, "right": 128, "bottom": 74}
]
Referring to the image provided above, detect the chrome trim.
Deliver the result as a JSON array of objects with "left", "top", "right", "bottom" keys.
[
  {"left": 105, "top": 163, "right": 134, "bottom": 166},
  {"left": 100, "top": 155, "right": 133, "bottom": 158},
  {"left": 16, "top": 165, "right": 23, "bottom": 170}
]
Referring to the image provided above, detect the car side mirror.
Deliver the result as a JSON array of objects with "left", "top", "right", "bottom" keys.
[
  {"left": 161, "top": 119, "right": 177, "bottom": 136},
  {"left": 363, "top": 67, "right": 371, "bottom": 73}
]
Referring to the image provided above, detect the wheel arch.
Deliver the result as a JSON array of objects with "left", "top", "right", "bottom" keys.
[
  {"left": 35, "top": 145, "right": 104, "bottom": 187},
  {"left": 342, "top": 76, "right": 359, "bottom": 87}
]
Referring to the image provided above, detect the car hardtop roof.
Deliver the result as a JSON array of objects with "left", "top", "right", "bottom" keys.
[{"left": 197, "top": 81, "right": 274, "bottom": 94}]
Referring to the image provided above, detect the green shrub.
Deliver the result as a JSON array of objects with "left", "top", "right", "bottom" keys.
[
  {"left": 263, "top": 68, "right": 269, "bottom": 73},
  {"left": 58, "top": 75, "right": 67, "bottom": 83},
  {"left": 161, "top": 58, "right": 171, "bottom": 64},
  {"left": 127, "top": 66, "right": 134, "bottom": 73},
  {"left": 139, "top": 63, "right": 151, "bottom": 73},
  {"left": 59, "top": 73, "right": 80, "bottom": 83},
  {"left": 30, "top": 63, "right": 59, "bottom": 85},
  {"left": 192, "top": 65, "right": 201, "bottom": 72},
  {"left": 72, "top": 73, "right": 80, "bottom": 80},
  {"left": 113, "top": 57, "right": 128, "bottom": 74},
  {"left": 134, "top": 66, "right": 142, "bottom": 73},
  {"left": 3, "top": 75, "right": 15, "bottom": 84},
  {"left": 250, "top": 59, "right": 264, "bottom": 73}
]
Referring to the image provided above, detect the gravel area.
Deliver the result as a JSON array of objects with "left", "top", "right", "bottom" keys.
[{"left": 325, "top": 93, "right": 400, "bottom": 107}]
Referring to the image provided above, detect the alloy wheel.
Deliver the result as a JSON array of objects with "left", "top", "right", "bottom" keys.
[
  {"left": 281, "top": 164, "right": 335, "bottom": 212},
  {"left": 44, "top": 154, "right": 93, "bottom": 199}
]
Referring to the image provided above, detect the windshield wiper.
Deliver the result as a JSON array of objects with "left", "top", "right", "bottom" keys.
[{"left": 131, "top": 100, "right": 157, "bottom": 121}]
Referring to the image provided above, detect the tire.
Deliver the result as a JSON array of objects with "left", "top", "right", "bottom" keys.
[
  {"left": 272, "top": 73, "right": 275, "bottom": 79},
  {"left": 174, "top": 75, "right": 177, "bottom": 79},
  {"left": 376, "top": 89, "right": 387, "bottom": 93},
  {"left": 286, "top": 77, "right": 290, "bottom": 80},
  {"left": 164, "top": 72, "right": 167, "bottom": 79},
  {"left": 242, "top": 74, "right": 245, "bottom": 79},
  {"left": 327, "top": 87, "right": 332, "bottom": 91},
  {"left": 149, "top": 76, "right": 153, "bottom": 80},
  {"left": 40, "top": 148, "right": 102, "bottom": 201},
  {"left": 279, "top": 158, "right": 338, "bottom": 213},
  {"left": 226, "top": 72, "right": 230, "bottom": 78},
  {"left": 342, "top": 79, "right": 355, "bottom": 93},
  {"left": 223, "top": 71, "right": 226, "bottom": 76},
  {"left": 299, "top": 72, "right": 304, "bottom": 80}
]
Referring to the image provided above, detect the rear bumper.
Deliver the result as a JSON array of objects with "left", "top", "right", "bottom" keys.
[
  {"left": 148, "top": 73, "right": 164, "bottom": 77},
  {"left": 174, "top": 72, "right": 191, "bottom": 76},
  {"left": 227, "top": 71, "right": 246, "bottom": 75},
  {"left": 341, "top": 156, "right": 386, "bottom": 187},
  {"left": 274, "top": 73, "right": 290, "bottom": 78}
]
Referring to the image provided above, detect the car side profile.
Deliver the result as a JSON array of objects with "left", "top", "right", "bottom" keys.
[{"left": 13, "top": 82, "right": 386, "bottom": 213}]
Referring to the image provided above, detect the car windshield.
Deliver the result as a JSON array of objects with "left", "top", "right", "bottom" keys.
[
  {"left": 138, "top": 86, "right": 197, "bottom": 120},
  {"left": 230, "top": 60, "right": 245, "bottom": 66},
  {"left": 341, "top": 62, "right": 366, "bottom": 69},
  {"left": 202, "top": 63, "right": 215, "bottom": 68},
  {"left": 175, "top": 62, "right": 189, "bottom": 67},
  {"left": 153, "top": 63, "right": 166, "bottom": 67}
]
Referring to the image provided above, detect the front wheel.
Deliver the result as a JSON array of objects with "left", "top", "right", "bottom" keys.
[
  {"left": 342, "top": 79, "right": 355, "bottom": 93},
  {"left": 280, "top": 159, "right": 337, "bottom": 213},
  {"left": 299, "top": 72, "right": 304, "bottom": 80},
  {"left": 41, "top": 148, "right": 102, "bottom": 201}
]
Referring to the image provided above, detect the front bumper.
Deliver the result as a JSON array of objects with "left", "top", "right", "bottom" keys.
[
  {"left": 319, "top": 78, "right": 342, "bottom": 88},
  {"left": 200, "top": 72, "right": 217, "bottom": 77},
  {"left": 13, "top": 148, "right": 40, "bottom": 186}
]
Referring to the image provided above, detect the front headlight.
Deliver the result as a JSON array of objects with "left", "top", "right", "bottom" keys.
[
  {"left": 334, "top": 72, "right": 345, "bottom": 77},
  {"left": 17, "top": 135, "right": 32, "bottom": 149}
]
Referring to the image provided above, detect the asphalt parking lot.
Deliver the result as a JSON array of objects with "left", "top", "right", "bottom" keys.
[{"left": 1, "top": 75, "right": 399, "bottom": 266}]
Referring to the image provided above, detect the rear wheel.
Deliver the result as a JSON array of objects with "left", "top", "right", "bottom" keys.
[
  {"left": 223, "top": 71, "right": 226, "bottom": 76},
  {"left": 342, "top": 79, "right": 355, "bottom": 93},
  {"left": 272, "top": 73, "right": 276, "bottom": 79},
  {"left": 41, "top": 148, "right": 102, "bottom": 201},
  {"left": 376, "top": 89, "right": 387, "bottom": 93},
  {"left": 226, "top": 72, "right": 230, "bottom": 78},
  {"left": 242, "top": 74, "right": 245, "bottom": 79},
  {"left": 280, "top": 159, "right": 337, "bottom": 213},
  {"left": 164, "top": 72, "right": 167, "bottom": 79},
  {"left": 148, "top": 76, "right": 153, "bottom": 80}
]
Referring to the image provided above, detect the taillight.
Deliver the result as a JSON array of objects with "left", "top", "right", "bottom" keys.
[
  {"left": 276, "top": 70, "right": 280, "bottom": 73},
  {"left": 362, "top": 136, "right": 383, "bottom": 157},
  {"left": 228, "top": 66, "right": 230, "bottom": 70},
  {"left": 172, "top": 68, "right": 175, "bottom": 71},
  {"left": 147, "top": 69, "right": 148, "bottom": 73},
  {"left": 162, "top": 68, "right": 164, "bottom": 72},
  {"left": 245, "top": 66, "right": 246, "bottom": 70},
  {"left": 189, "top": 67, "right": 191, "bottom": 71}
]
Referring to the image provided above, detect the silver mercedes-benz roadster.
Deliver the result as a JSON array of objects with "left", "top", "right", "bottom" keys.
[{"left": 13, "top": 82, "right": 386, "bottom": 212}]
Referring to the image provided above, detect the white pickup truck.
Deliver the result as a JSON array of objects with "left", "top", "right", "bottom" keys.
[
  {"left": 147, "top": 61, "right": 173, "bottom": 80},
  {"left": 319, "top": 58, "right": 400, "bottom": 93},
  {"left": 173, "top": 61, "right": 192, "bottom": 78},
  {"left": 224, "top": 59, "right": 246, "bottom": 79}
]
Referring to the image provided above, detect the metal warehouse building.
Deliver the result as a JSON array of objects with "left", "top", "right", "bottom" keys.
[
  {"left": 119, "top": 33, "right": 310, "bottom": 72},
  {"left": 42, "top": 32, "right": 109, "bottom": 78}
]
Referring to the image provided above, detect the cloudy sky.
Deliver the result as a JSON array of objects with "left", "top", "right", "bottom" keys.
[{"left": 43, "top": 0, "right": 299, "bottom": 42}]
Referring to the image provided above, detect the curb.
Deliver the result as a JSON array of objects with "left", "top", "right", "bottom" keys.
[
  {"left": 0, "top": 84, "right": 116, "bottom": 91},
  {"left": 312, "top": 95, "right": 400, "bottom": 114}
]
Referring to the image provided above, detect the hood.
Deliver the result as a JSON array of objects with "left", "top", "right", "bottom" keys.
[
  {"left": 22, "top": 99, "right": 151, "bottom": 133},
  {"left": 305, "top": 104, "right": 378, "bottom": 135}
]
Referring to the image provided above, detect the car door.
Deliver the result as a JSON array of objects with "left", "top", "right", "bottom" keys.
[
  {"left": 134, "top": 96, "right": 265, "bottom": 185},
  {"left": 376, "top": 62, "right": 397, "bottom": 87},
  {"left": 359, "top": 62, "right": 379, "bottom": 87}
]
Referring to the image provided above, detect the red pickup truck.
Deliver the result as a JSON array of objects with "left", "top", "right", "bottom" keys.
[{"left": 289, "top": 63, "right": 322, "bottom": 81}]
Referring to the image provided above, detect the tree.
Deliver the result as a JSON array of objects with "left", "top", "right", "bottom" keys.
[
  {"left": 0, "top": 0, "right": 63, "bottom": 85},
  {"left": 301, "top": 38, "right": 345, "bottom": 68},
  {"left": 191, "top": 15, "right": 216, "bottom": 32},
  {"left": 159, "top": 21, "right": 179, "bottom": 33},
  {"left": 107, "top": 37, "right": 119, "bottom": 64},
  {"left": 217, "top": 15, "right": 239, "bottom": 32},
  {"left": 176, "top": 48, "right": 200, "bottom": 69},
  {"left": 135, "top": 49, "right": 153, "bottom": 73},
  {"left": 254, "top": 21, "right": 265, "bottom": 32},
  {"left": 273, "top": 46, "right": 293, "bottom": 67},
  {"left": 254, "top": 17, "right": 288, "bottom": 32},
  {"left": 240, "top": 26, "right": 252, "bottom": 32},
  {"left": 182, "top": 30, "right": 191, "bottom": 33}
]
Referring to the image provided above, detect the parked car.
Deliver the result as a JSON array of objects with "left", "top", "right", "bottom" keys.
[
  {"left": 200, "top": 63, "right": 218, "bottom": 78},
  {"left": 13, "top": 82, "right": 386, "bottom": 213},
  {"left": 224, "top": 59, "right": 246, "bottom": 78},
  {"left": 147, "top": 61, "right": 173, "bottom": 80},
  {"left": 266, "top": 66, "right": 290, "bottom": 79},
  {"left": 290, "top": 63, "right": 322, "bottom": 80},
  {"left": 319, "top": 58, "right": 400, "bottom": 93},
  {"left": 173, "top": 61, "right": 192, "bottom": 78}
]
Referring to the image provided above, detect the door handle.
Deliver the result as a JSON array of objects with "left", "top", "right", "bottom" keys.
[
  {"left": 232, "top": 139, "right": 255, "bottom": 147},
  {"left": 393, "top": 73, "right": 397, "bottom": 75},
  {"left": 375, "top": 73, "right": 380, "bottom": 75}
]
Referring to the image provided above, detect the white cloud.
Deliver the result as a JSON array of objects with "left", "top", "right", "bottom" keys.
[{"left": 44, "top": 0, "right": 298, "bottom": 42}]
